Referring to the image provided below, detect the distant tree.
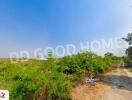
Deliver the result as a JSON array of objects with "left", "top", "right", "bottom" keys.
[
  {"left": 104, "top": 52, "right": 114, "bottom": 57},
  {"left": 47, "top": 51, "right": 54, "bottom": 59},
  {"left": 36, "top": 54, "right": 40, "bottom": 59}
]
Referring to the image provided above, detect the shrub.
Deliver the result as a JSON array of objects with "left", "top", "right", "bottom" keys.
[{"left": 0, "top": 51, "right": 119, "bottom": 100}]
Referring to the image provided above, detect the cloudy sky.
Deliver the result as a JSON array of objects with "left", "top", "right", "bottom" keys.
[{"left": 0, "top": 0, "right": 132, "bottom": 57}]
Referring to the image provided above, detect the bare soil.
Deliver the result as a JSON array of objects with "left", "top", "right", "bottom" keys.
[{"left": 72, "top": 67, "right": 132, "bottom": 100}]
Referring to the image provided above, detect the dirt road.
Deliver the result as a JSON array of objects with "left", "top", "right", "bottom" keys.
[{"left": 72, "top": 67, "right": 132, "bottom": 100}]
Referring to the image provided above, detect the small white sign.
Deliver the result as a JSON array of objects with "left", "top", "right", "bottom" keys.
[{"left": 0, "top": 90, "right": 9, "bottom": 100}]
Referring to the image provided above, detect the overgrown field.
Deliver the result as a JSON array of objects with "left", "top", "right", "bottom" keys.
[{"left": 0, "top": 52, "right": 120, "bottom": 100}]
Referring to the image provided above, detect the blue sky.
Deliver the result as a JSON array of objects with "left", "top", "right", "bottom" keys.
[{"left": 0, "top": 0, "right": 132, "bottom": 57}]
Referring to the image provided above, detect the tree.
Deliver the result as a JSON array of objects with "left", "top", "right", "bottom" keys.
[
  {"left": 47, "top": 51, "right": 53, "bottom": 59},
  {"left": 122, "top": 33, "right": 132, "bottom": 67},
  {"left": 126, "top": 46, "right": 132, "bottom": 56},
  {"left": 122, "top": 33, "right": 132, "bottom": 45},
  {"left": 104, "top": 52, "right": 114, "bottom": 57},
  {"left": 122, "top": 33, "right": 132, "bottom": 56}
]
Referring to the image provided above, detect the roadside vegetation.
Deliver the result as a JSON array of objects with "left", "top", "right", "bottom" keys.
[
  {"left": 0, "top": 51, "right": 120, "bottom": 100},
  {"left": 122, "top": 33, "right": 132, "bottom": 68}
]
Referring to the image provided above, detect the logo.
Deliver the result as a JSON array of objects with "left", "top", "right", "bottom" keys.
[{"left": 0, "top": 90, "right": 9, "bottom": 100}]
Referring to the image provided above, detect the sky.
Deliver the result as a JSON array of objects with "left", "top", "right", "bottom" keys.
[{"left": 0, "top": 0, "right": 132, "bottom": 57}]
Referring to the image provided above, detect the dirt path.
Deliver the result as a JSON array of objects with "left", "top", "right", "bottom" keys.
[{"left": 72, "top": 67, "right": 132, "bottom": 100}]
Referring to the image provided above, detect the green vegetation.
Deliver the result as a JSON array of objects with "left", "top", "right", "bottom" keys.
[
  {"left": 122, "top": 33, "right": 132, "bottom": 67},
  {"left": 0, "top": 51, "right": 120, "bottom": 100}
]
